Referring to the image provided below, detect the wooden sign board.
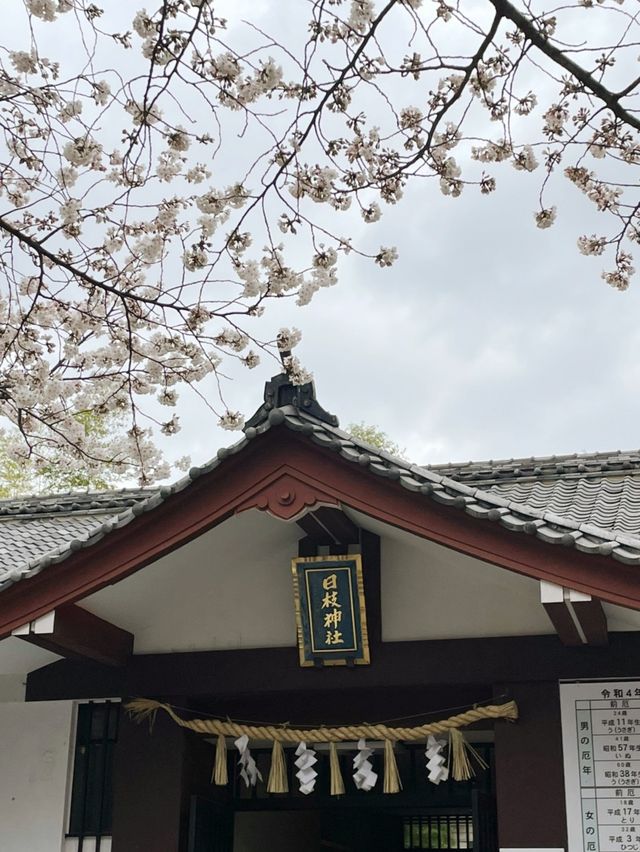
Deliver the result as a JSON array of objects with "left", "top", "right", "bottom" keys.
[
  {"left": 560, "top": 680, "right": 640, "bottom": 852},
  {"left": 291, "top": 554, "right": 370, "bottom": 667}
]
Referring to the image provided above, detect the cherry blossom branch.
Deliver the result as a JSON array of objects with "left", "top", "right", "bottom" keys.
[
  {"left": 0, "top": 214, "right": 189, "bottom": 311},
  {"left": 0, "top": 0, "right": 637, "bottom": 484},
  {"left": 489, "top": 0, "right": 640, "bottom": 131}
]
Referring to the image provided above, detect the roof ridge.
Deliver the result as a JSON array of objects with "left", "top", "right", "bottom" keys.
[
  {"left": 427, "top": 448, "right": 640, "bottom": 471},
  {"left": 0, "top": 486, "right": 158, "bottom": 516},
  {"left": 0, "top": 486, "right": 156, "bottom": 504},
  {"left": 4, "top": 404, "right": 640, "bottom": 594}
]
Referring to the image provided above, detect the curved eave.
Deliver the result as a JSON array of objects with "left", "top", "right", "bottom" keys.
[{"left": 1, "top": 407, "right": 640, "bottom": 638}]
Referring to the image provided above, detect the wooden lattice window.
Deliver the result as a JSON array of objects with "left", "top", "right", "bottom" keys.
[
  {"left": 403, "top": 815, "right": 474, "bottom": 850},
  {"left": 67, "top": 701, "right": 119, "bottom": 848}
]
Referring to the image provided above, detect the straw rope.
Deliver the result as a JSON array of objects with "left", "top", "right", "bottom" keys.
[
  {"left": 329, "top": 741, "right": 345, "bottom": 795},
  {"left": 383, "top": 738, "right": 402, "bottom": 793},
  {"left": 212, "top": 733, "right": 228, "bottom": 785},
  {"left": 126, "top": 699, "right": 518, "bottom": 743},
  {"left": 449, "top": 729, "right": 489, "bottom": 781}
]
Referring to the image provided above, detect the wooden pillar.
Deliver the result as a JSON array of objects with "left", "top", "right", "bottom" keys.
[
  {"left": 494, "top": 682, "right": 568, "bottom": 849},
  {"left": 111, "top": 707, "right": 189, "bottom": 852},
  {"left": 360, "top": 529, "right": 381, "bottom": 650}
]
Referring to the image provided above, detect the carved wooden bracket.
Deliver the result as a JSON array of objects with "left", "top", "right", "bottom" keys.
[
  {"left": 540, "top": 581, "right": 608, "bottom": 647},
  {"left": 235, "top": 472, "right": 339, "bottom": 521}
]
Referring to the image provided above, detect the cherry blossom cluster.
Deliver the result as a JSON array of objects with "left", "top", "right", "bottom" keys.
[{"left": 0, "top": 0, "right": 638, "bottom": 480}]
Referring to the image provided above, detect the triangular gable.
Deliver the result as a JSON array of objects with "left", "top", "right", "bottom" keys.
[{"left": 2, "top": 377, "right": 640, "bottom": 639}]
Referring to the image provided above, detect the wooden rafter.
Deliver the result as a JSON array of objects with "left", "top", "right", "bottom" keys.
[
  {"left": 542, "top": 604, "right": 583, "bottom": 647},
  {"left": 540, "top": 582, "right": 608, "bottom": 647},
  {"left": 17, "top": 603, "right": 133, "bottom": 667},
  {"left": 571, "top": 595, "right": 608, "bottom": 647},
  {"left": 296, "top": 507, "right": 360, "bottom": 545}
]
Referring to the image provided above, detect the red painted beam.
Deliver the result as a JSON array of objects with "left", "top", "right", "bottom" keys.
[
  {"left": 2, "top": 428, "right": 640, "bottom": 638},
  {"left": 20, "top": 603, "right": 133, "bottom": 667}
]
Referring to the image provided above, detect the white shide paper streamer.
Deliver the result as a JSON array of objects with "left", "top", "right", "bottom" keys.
[
  {"left": 353, "top": 738, "right": 378, "bottom": 791},
  {"left": 235, "top": 734, "right": 262, "bottom": 788},
  {"left": 426, "top": 734, "right": 449, "bottom": 785},
  {"left": 294, "top": 742, "right": 318, "bottom": 795}
]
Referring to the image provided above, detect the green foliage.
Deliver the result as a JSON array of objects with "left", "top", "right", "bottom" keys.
[
  {"left": 347, "top": 422, "right": 405, "bottom": 459},
  {"left": 0, "top": 411, "right": 124, "bottom": 498}
]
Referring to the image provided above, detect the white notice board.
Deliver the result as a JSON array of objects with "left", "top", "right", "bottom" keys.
[{"left": 560, "top": 682, "right": 640, "bottom": 852}]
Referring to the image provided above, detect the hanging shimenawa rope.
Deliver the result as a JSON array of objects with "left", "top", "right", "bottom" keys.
[
  {"left": 127, "top": 698, "right": 517, "bottom": 743},
  {"left": 126, "top": 698, "right": 517, "bottom": 788}
]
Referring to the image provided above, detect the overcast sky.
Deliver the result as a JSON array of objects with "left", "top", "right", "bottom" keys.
[
  {"left": 170, "top": 168, "right": 640, "bottom": 470},
  {"left": 8, "top": 1, "right": 640, "bottom": 475},
  {"left": 154, "top": 0, "right": 640, "bottom": 472}
]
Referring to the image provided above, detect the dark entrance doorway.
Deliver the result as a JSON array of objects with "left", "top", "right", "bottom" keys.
[
  {"left": 188, "top": 744, "right": 496, "bottom": 852},
  {"left": 189, "top": 799, "right": 493, "bottom": 852},
  {"left": 319, "top": 806, "right": 477, "bottom": 851}
]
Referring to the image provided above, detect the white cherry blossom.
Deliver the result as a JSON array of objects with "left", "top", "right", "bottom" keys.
[{"left": 0, "top": 0, "right": 637, "bottom": 483}]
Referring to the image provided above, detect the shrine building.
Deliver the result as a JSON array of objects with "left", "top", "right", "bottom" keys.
[{"left": 2, "top": 374, "right": 640, "bottom": 852}]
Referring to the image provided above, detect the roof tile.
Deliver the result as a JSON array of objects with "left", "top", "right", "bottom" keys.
[{"left": 3, "top": 401, "right": 640, "bottom": 593}]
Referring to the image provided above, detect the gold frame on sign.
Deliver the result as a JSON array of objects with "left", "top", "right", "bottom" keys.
[{"left": 291, "top": 553, "right": 370, "bottom": 667}]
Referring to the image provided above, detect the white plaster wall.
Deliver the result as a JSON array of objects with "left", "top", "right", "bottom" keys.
[
  {"left": 0, "top": 700, "right": 74, "bottom": 852},
  {"left": 346, "top": 509, "right": 640, "bottom": 639},
  {"left": 0, "top": 637, "right": 61, "bottom": 701},
  {"left": 0, "top": 674, "right": 26, "bottom": 701},
  {"left": 0, "top": 637, "right": 59, "bottom": 675},
  {"left": 82, "top": 510, "right": 302, "bottom": 653},
  {"left": 380, "top": 530, "right": 554, "bottom": 640},
  {"left": 0, "top": 638, "right": 62, "bottom": 702},
  {"left": 602, "top": 601, "right": 640, "bottom": 631},
  {"left": 84, "top": 506, "right": 555, "bottom": 653},
  {"left": 79, "top": 505, "right": 640, "bottom": 653},
  {"left": 378, "top": 526, "right": 640, "bottom": 640}
]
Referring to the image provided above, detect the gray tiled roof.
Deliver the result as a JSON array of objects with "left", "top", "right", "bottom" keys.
[
  {"left": 428, "top": 450, "right": 640, "bottom": 486},
  {"left": 2, "top": 382, "right": 640, "bottom": 594},
  {"left": 486, "top": 478, "right": 640, "bottom": 537},
  {"left": 0, "top": 488, "right": 153, "bottom": 519},
  {"left": 0, "top": 490, "right": 155, "bottom": 589},
  {"left": 426, "top": 452, "right": 640, "bottom": 537}
]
